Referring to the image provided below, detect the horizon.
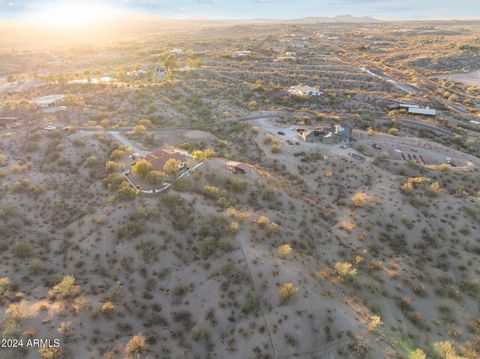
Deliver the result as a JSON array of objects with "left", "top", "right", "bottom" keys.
[{"left": 0, "top": 0, "right": 479, "bottom": 22}]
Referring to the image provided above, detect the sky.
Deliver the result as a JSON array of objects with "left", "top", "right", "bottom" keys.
[{"left": 0, "top": 0, "right": 479, "bottom": 20}]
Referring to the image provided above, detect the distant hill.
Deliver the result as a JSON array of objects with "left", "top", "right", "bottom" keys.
[{"left": 288, "top": 15, "right": 380, "bottom": 23}]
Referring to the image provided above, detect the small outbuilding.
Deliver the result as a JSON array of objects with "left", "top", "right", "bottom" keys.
[
  {"left": 288, "top": 85, "right": 323, "bottom": 97},
  {"left": 226, "top": 161, "right": 249, "bottom": 174}
]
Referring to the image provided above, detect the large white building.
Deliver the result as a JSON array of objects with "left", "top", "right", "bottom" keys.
[
  {"left": 32, "top": 94, "right": 65, "bottom": 108},
  {"left": 408, "top": 107, "right": 437, "bottom": 117}
]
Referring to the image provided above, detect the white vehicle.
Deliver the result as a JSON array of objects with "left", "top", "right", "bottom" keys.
[{"left": 43, "top": 125, "right": 57, "bottom": 130}]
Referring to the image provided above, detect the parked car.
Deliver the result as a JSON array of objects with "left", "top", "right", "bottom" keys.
[
  {"left": 340, "top": 145, "right": 347, "bottom": 149},
  {"left": 296, "top": 128, "right": 306, "bottom": 133},
  {"left": 43, "top": 125, "right": 56, "bottom": 131},
  {"left": 277, "top": 131, "right": 285, "bottom": 135},
  {"left": 371, "top": 143, "right": 382, "bottom": 150}
]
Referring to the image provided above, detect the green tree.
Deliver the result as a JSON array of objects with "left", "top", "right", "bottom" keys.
[
  {"left": 132, "top": 160, "right": 152, "bottom": 178},
  {"left": 165, "top": 54, "right": 178, "bottom": 70},
  {"left": 148, "top": 170, "right": 166, "bottom": 185},
  {"left": 118, "top": 181, "right": 138, "bottom": 200},
  {"left": 192, "top": 150, "right": 204, "bottom": 162},
  {"left": 164, "top": 158, "right": 181, "bottom": 175}
]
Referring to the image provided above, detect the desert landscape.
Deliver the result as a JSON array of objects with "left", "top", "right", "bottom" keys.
[{"left": 0, "top": 4, "right": 480, "bottom": 359}]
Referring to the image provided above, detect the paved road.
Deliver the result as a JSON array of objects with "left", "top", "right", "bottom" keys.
[
  {"left": 361, "top": 67, "right": 417, "bottom": 94},
  {"left": 108, "top": 131, "right": 150, "bottom": 156},
  {"left": 50, "top": 112, "right": 281, "bottom": 134}
]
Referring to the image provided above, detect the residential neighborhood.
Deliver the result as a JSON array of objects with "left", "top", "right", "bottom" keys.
[{"left": 0, "top": 3, "right": 480, "bottom": 359}]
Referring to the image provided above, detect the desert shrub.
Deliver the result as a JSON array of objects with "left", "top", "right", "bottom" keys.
[
  {"left": 133, "top": 124, "right": 146, "bottom": 134},
  {"left": 104, "top": 173, "right": 125, "bottom": 190},
  {"left": 335, "top": 262, "right": 357, "bottom": 279},
  {"left": 225, "top": 207, "right": 249, "bottom": 223},
  {"left": 468, "top": 317, "right": 480, "bottom": 334},
  {"left": 438, "top": 163, "right": 449, "bottom": 173},
  {"left": 256, "top": 216, "right": 271, "bottom": 228},
  {"left": 105, "top": 160, "right": 120, "bottom": 173},
  {"left": 271, "top": 143, "right": 281, "bottom": 153},
  {"left": 0, "top": 277, "right": 12, "bottom": 298},
  {"left": 117, "top": 219, "right": 145, "bottom": 239},
  {"left": 263, "top": 134, "right": 274, "bottom": 144},
  {"left": 388, "top": 128, "right": 399, "bottom": 136},
  {"left": 408, "top": 349, "right": 426, "bottom": 359},
  {"left": 367, "top": 315, "right": 382, "bottom": 332},
  {"left": 0, "top": 154, "right": 7, "bottom": 166},
  {"left": 38, "top": 347, "right": 64, "bottom": 359},
  {"left": 225, "top": 177, "right": 247, "bottom": 193},
  {"left": 279, "top": 283, "right": 298, "bottom": 303},
  {"left": 73, "top": 296, "right": 88, "bottom": 314},
  {"left": 148, "top": 170, "right": 166, "bottom": 185},
  {"left": 29, "top": 259, "right": 44, "bottom": 275},
  {"left": 203, "top": 185, "right": 222, "bottom": 200},
  {"left": 11, "top": 240, "right": 33, "bottom": 258},
  {"left": 278, "top": 244, "right": 292, "bottom": 259},
  {"left": 49, "top": 275, "right": 80, "bottom": 300},
  {"left": 83, "top": 155, "right": 99, "bottom": 168},
  {"left": 218, "top": 239, "right": 233, "bottom": 252},
  {"left": 118, "top": 182, "right": 138, "bottom": 200},
  {"left": 199, "top": 236, "right": 217, "bottom": 256},
  {"left": 196, "top": 214, "right": 230, "bottom": 238},
  {"left": 8, "top": 179, "right": 43, "bottom": 196},
  {"left": 110, "top": 149, "right": 126, "bottom": 160},
  {"left": 11, "top": 162, "right": 30, "bottom": 173},
  {"left": 125, "top": 334, "right": 146, "bottom": 358},
  {"left": 400, "top": 177, "right": 431, "bottom": 193},
  {"left": 351, "top": 192, "right": 370, "bottom": 208},
  {"left": 101, "top": 301, "right": 115, "bottom": 316},
  {"left": 433, "top": 341, "right": 462, "bottom": 359},
  {"left": 162, "top": 194, "right": 191, "bottom": 230},
  {"left": 243, "top": 292, "right": 258, "bottom": 314}
]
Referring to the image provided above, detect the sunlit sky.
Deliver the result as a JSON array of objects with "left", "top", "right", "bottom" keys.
[{"left": 0, "top": 0, "right": 479, "bottom": 20}]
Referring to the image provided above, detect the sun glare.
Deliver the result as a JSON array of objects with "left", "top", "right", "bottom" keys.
[{"left": 32, "top": 2, "right": 114, "bottom": 27}]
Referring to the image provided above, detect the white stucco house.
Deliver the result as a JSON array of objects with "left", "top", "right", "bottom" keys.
[{"left": 288, "top": 85, "right": 323, "bottom": 97}]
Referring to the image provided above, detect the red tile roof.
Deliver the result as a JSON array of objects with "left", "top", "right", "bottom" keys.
[{"left": 145, "top": 150, "right": 187, "bottom": 172}]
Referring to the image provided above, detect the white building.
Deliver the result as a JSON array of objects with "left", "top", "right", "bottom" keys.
[
  {"left": 32, "top": 94, "right": 65, "bottom": 108},
  {"left": 170, "top": 48, "right": 183, "bottom": 55},
  {"left": 232, "top": 50, "right": 252, "bottom": 58},
  {"left": 408, "top": 107, "right": 437, "bottom": 117},
  {"left": 288, "top": 85, "right": 323, "bottom": 97},
  {"left": 390, "top": 103, "right": 437, "bottom": 117},
  {"left": 69, "top": 77, "right": 115, "bottom": 85}
]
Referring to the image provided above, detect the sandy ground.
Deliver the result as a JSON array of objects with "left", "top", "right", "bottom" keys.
[{"left": 436, "top": 69, "right": 480, "bottom": 86}]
